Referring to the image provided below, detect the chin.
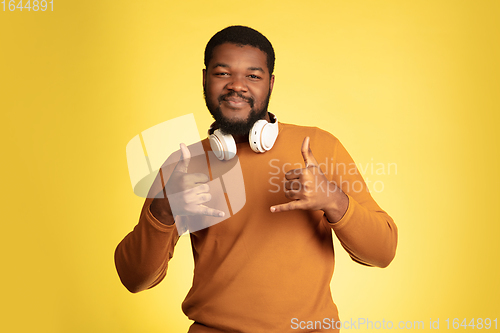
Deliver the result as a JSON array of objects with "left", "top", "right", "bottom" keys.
[
  {"left": 221, "top": 107, "right": 252, "bottom": 117},
  {"left": 207, "top": 100, "right": 268, "bottom": 136},
  {"left": 224, "top": 113, "right": 250, "bottom": 123}
]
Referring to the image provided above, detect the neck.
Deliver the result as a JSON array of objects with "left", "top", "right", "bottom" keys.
[
  {"left": 233, "top": 134, "right": 248, "bottom": 143},
  {"left": 234, "top": 112, "right": 271, "bottom": 143}
]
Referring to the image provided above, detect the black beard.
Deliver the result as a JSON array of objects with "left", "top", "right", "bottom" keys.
[{"left": 204, "top": 86, "right": 271, "bottom": 136}]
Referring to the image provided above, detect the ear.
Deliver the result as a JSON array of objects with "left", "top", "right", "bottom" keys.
[
  {"left": 269, "top": 74, "right": 275, "bottom": 93},
  {"left": 202, "top": 69, "right": 207, "bottom": 88}
]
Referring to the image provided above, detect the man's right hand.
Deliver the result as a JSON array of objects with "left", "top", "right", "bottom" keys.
[{"left": 150, "top": 143, "right": 225, "bottom": 225}]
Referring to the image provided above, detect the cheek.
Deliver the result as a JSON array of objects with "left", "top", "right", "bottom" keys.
[
  {"left": 205, "top": 83, "right": 222, "bottom": 102},
  {"left": 255, "top": 88, "right": 270, "bottom": 104},
  {"left": 214, "top": 84, "right": 225, "bottom": 94}
]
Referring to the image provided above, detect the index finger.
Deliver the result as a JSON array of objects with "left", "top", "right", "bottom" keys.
[
  {"left": 270, "top": 201, "right": 306, "bottom": 213},
  {"left": 284, "top": 168, "right": 303, "bottom": 180},
  {"left": 191, "top": 205, "right": 226, "bottom": 218}
]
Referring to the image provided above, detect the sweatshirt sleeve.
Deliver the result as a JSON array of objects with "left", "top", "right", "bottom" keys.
[
  {"left": 328, "top": 140, "right": 398, "bottom": 268},
  {"left": 114, "top": 198, "right": 180, "bottom": 293}
]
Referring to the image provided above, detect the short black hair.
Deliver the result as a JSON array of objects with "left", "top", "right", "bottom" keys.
[{"left": 204, "top": 25, "right": 275, "bottom": 75}]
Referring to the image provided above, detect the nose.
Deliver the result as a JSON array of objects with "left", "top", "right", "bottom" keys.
[{"left": 226, "top": 75, "right": 247, "bottom": 92}]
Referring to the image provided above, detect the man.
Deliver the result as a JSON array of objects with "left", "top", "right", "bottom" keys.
[{"left": 115, "top": 26, "right": 397, "bottom": 332}]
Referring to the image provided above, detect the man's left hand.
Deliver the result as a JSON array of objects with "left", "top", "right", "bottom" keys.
[{"left": 270, "top": 137, "right": 349, "bottom": 223}]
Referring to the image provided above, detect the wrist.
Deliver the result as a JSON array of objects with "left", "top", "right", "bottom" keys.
[
  {"left": 322, "top": 190, "right": 349, "bottom": 223},
  {"left": 150, "top": 198, "right": 175, "bottom": 225}
]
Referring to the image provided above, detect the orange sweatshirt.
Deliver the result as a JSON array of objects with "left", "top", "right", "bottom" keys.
[{"left": 115, "top": 123, "right": 398, "bottom": 332}]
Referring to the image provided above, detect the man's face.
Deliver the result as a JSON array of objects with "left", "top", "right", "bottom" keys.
[{"left": 203, "top": 43, "right": 275, "bottom": 136}]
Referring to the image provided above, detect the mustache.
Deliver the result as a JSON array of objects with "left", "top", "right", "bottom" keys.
[{"left": 219, "top": 92, "right": 254, "bottom": 107}]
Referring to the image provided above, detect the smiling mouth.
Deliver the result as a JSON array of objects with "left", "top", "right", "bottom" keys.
[
  {"left": 219, "top": 92, "right": 254, "bottom": 108},
  {"left": 223, "top": 97, "right": 250, "bottom": 108}
]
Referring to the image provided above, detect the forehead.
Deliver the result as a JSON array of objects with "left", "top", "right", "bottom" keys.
[{"left": 209, "top": 43, "right": 268, "bottom": 73}]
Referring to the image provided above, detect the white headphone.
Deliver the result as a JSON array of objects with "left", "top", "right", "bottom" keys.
[{"left": 209, "top": 112, "right": 279, "bottom": 161}]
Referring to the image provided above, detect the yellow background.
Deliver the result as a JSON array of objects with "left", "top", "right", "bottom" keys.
[{"left": 1, "top": 0, "right": 499, "bottom": 332}]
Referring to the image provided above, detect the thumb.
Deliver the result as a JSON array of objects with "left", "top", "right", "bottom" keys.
[
  {"left": 174, "top": 143, "right": 191, "bottom": 173},
  {"left": 301, "top": 137, "right": 318, "bottom": 168}
]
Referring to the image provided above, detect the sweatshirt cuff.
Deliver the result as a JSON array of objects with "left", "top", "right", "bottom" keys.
[
  {"left": 328, "top": 193, "right": 356, "bottom": 230},
  {"left": 145, "top": 204, "right": 177, "bottom": 233}
]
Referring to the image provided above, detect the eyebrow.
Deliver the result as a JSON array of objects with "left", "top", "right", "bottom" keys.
[
  {"left": 248, "top": 66, "right": 265, "bottom": 74},
  {"left": 212, "top": 63, "right": 266, "bottom": 74},
  {"left": 212, "top": 63, "right": 230, "bottom": 69}
]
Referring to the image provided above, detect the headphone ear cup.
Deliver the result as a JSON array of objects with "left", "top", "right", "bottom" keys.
[
  {"left": 249, "top": 119, "right": 279, "bottom": 153},
  {"left": 261, "top": 122, "right": 279, "bottom": 150},
  {"left": 209, "top": 129, "right": 237, "bottom": 161},
  {"left": 249, "top": 120, "right": 267, "bottom": 153}
]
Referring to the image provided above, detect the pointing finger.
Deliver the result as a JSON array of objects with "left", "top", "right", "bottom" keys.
[
  {"left": 284, "top": 169, "right": 302, "bottom": 180},
  {"left": 192, "top": 205, "right": 226, "bottom": 217},
  {"left": 270, "top": 201, "right": 305, "bottom": 213},
  {"left": 174, "top": 143, "right": 191, "bottom": 173}
]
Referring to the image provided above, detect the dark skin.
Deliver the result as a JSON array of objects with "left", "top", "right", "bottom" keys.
[
  {"left": 203, "top": 43, "right": 274, "bottom": 142},
  {"left": 151, "top": 43, "right": 348, "bottom": 225},
  {"left": 269, "top": 136, "right": 349, "bottom": 223}
]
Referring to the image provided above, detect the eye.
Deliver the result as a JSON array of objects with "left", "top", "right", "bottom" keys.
[
  {"left": 214, "top": 72, "right": 229, "bottom": 76},
  {"left": 248, "top": 74, "right": 262, "bottom": 80}
]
